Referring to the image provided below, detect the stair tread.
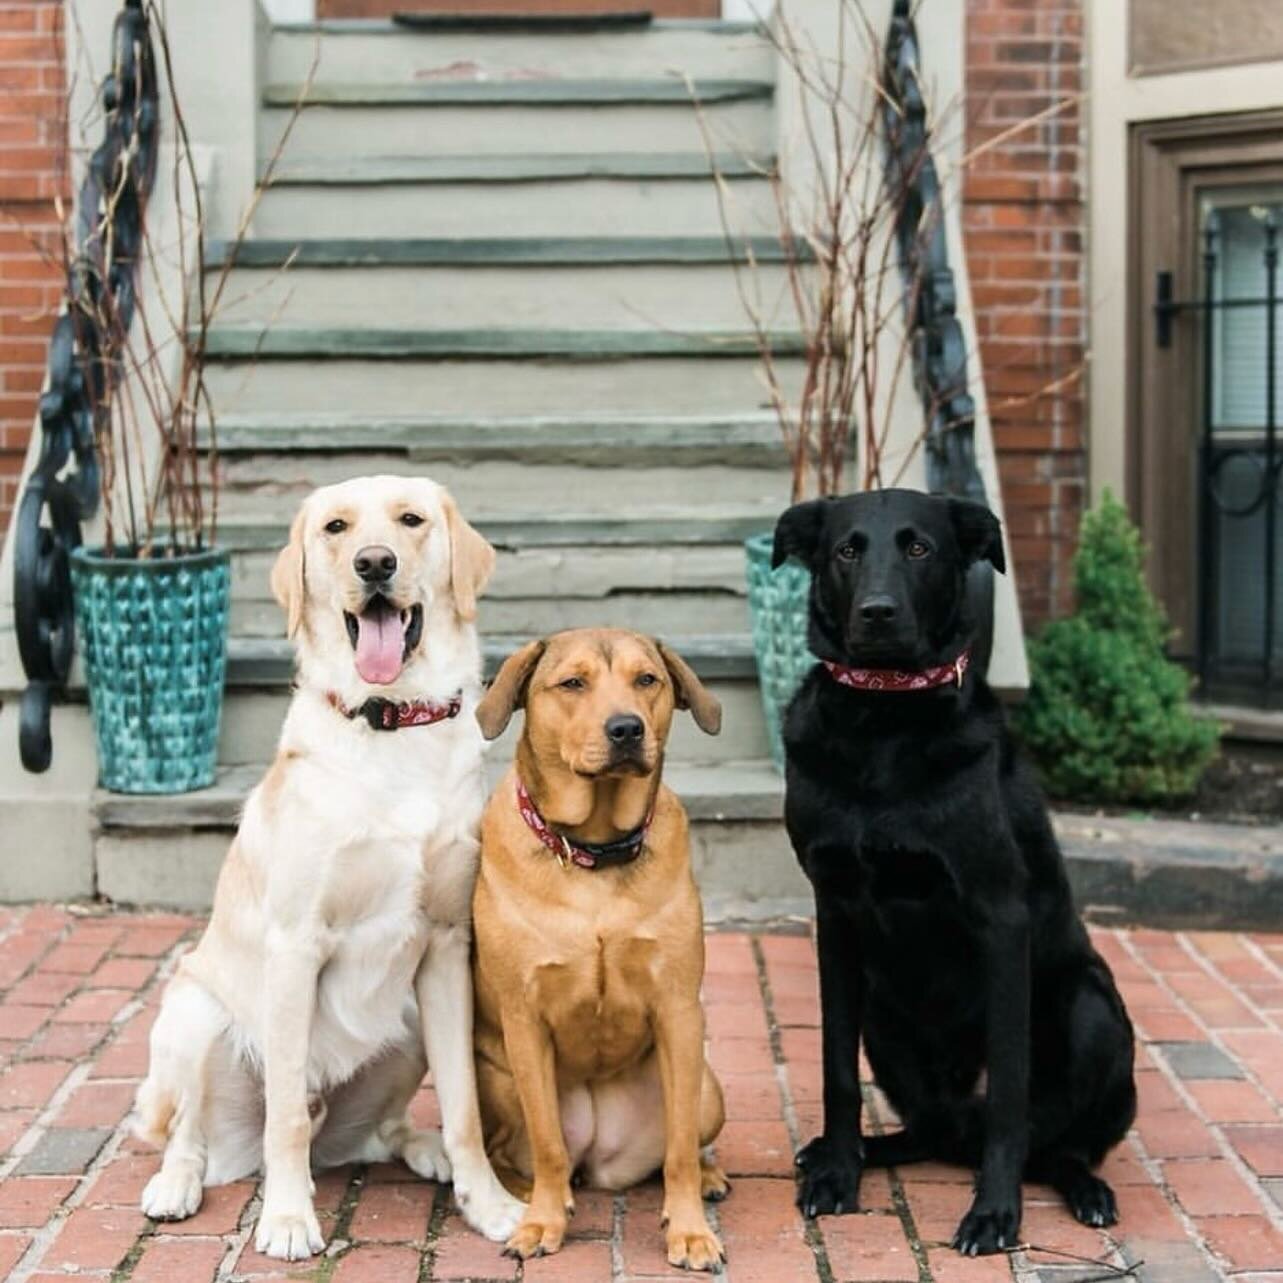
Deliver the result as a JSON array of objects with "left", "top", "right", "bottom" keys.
[
  {"left": 264, "top": 77, "right": 772, "bottom": 107},
  {"left": 203, "top": 410, "right": 785, "bottom": 456},
  {"left": 206, "top": 235, "right": 810, "bottom": 269},
  {"left": 216, "top": 511, "right": 774, "bottom": 550},
  {"left": 201, "top": 326, "right": 803, "bottom": 360},
  {"left": 227, "top": 632, "right": 759, "bottom": 686},
  {"left": 94, "top": 756, "right": 783, "bottom": 829},
  {"left": 272, "top": 17, "right": 765, "bottom": 33},
  {"left": 263, "top": 152, "right": 773, "bottom": 184}
]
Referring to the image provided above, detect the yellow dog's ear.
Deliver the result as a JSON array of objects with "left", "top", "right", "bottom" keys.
[
  {"left": 658, "top": 640, "right": 722, "bottom": 735},
  {"left": 270, "top": 507, "right": 307, "bottom": 639},
  {"left": 442, "top": 492, "right": 496, "bottom": 622},
  {"left": 476, "top": 639, "right": 546, "bottom": 740}
]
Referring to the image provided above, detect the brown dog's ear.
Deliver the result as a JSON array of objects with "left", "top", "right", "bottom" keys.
[
  {"left": 442, "top": 492, "right": 497, "bottom": 622},
  {"left": 947, "top": 498, "right": 1006, "bottom": 575},
  {"left": 270, "top": 507, "right": 308, "bottom": 639},
  {"left": 476, "top": 639, "right": 546, "bottom": 740},
  {"left": 658, "top": 641, "right": 722, "bottom": 735}
]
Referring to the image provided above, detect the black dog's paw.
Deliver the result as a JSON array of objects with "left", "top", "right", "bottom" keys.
[
  {"left": 1067, "top": 1175, "right": 1118, "bottom": 1228},
  {"left": 952, "top": 1199, "right": 1021, "bottom": 1256},
  {"left": 794, "top": 1136, "right": 862, "bottom": 1218}
]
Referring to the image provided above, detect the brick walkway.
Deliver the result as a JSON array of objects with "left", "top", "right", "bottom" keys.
[{"left": 0, "top": 909, "right": 1281, "bottom": 1281}]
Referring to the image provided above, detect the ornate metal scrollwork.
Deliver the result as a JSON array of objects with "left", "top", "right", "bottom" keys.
[
  {"left": 12, "top": 0, "right": 157, "bottom": 772},
  {"left": 882, "top": 0, "right": 996, "bottom": 668}
]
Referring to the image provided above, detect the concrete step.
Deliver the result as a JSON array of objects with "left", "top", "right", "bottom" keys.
[
  {"left": 215, "top": 261, "right": 798, "bottom": 331},
  {"left": 230, "top": 589, "right": 751, "bottom": 639},
  {"left": 201, "top": 353, "right": 803, "bottom": 416},
  {"left": 88, "top": 756, "right": 802, "bottom": 915},
  {"left": 266, "top": 19, "right": 773, "bottom": 85},
  {"left": 206, "top": 235, "right": 807, "bottom": 269},
  {"left": 263, "top": 77, "right": 772, "bottom": 107},
  {"left": 204, "top": 411, "right": 788, "bottom": 467},
  {"left": 214, "top": 509, "right": 774, "bottom": 553},
  {"left": 260, "top": 97, "right": 772, "bottom": 159},
  {"left": 217, "top": 456, "right": 790, "bottom": 515},
  {"left": 251, "top": 163, "right": 776, "bottom": 238},
  {"left": 200, "top": 325, "right": 804, "bottom": 361},
  {"left": 218, "top": 647, "right": 770, "bottom": 766}
]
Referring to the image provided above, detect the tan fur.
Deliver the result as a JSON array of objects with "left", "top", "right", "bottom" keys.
[
  {"left": 472, "top": 629, "right": 730, "bottom": 1271},
  {"left": 135, "top": 476, "right": 522, "bottom": 1261}
]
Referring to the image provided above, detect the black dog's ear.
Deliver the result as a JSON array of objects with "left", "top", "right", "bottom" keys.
[
  {"left": 948, "top": 498, "right": 1006, "bottom": 574},
  {"left": 772, "top": 499, "right": 828, "bottom": 569}
]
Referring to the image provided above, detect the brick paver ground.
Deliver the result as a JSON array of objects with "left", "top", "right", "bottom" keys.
[{"left": 0, "top": 908, "right": 1281, "bottom": 1281}]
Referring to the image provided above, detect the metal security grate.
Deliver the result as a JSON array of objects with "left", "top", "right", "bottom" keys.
[{"left": 1156, "top": 200, "right": 1283, "bottom": 704}]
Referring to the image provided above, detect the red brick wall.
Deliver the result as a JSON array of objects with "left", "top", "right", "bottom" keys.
[
  {"left": 963, "top": 0, "right": 1085, "bottom": 631},
  {"left": 319, "top": 1, "right": 720, "bottom": 16},
  {"left": 0, "top": 0, "right": 64, "bottom": 539}
]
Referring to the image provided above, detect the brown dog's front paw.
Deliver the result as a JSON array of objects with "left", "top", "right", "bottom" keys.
[
  {"left": 503, "top": 1212, "right": 568, "bottom": 1260},
  {"left": 666, "top": 1222, "right": 726, "bottom": 1273}
]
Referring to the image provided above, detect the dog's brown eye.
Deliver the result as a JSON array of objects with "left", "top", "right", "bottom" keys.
[
  {"left": 324, "top": 519, "right": 347, "bottom": 535},
  {"left": 836, "top": 543, "right": 858, "bottom": 562},
  {"left": 906, "top": 540, "right": 930, "bottom": 559},
  {"left": 636, "top": 673, "right": 658, "bottom": 688},
  {"left": 559, "top": 676, "right": 586, "bottom": 692},
  {"left": 400, "top": 513, "right": 424, "bottom": 528}
]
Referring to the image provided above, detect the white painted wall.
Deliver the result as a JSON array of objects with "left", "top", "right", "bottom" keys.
[{"left": 260, "top": 0, "right": 316, "bottom": 22}]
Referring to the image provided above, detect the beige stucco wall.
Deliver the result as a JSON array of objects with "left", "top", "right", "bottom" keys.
[{"left": 1087, "top": 1, "right": 1283, "bottom": 502}]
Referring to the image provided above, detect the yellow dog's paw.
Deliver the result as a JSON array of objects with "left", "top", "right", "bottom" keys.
[
  {"left": 666, "top": 1223, "right": 726, "bottom": 1273},
  {"left": 254, "top": 1204, "right": 325, "bottom": 1261},
  {"left": 503, "top": 1212, "right": 568, "bottom": 1260}
]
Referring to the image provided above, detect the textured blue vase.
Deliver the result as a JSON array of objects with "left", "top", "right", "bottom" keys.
[
  {"left": 744, "top": 532, "right": 817, "bottom": 772},
  {"left": 70, "top": 546, "right": 230, "bottom": 794}
]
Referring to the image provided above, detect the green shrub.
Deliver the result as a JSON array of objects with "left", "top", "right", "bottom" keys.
[{"left": 1015, "top": 492, "right": 1220, "bottom": 804}]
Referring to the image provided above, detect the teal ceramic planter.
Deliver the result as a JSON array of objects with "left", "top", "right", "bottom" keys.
[
  {"left": 744, "top": 532, "right": 817, "bottom": 771},
  {"left": 70, "top": 546, "right": 230, "bottom": 794}
]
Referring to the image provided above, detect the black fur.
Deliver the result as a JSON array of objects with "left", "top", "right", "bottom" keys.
[{"left": 775, "top": 489, "right": 1136, "bottom": 1256}]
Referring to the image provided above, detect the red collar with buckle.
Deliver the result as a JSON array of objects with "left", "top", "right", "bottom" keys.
[
  {"left": 326, "top": 690, "right": 463, "bottom": 731},
  {"left": 515, "top": 778, "right": 652, "bottom": 870},
  {"left": 822, "top": 647, "right": 971, "bottom": 693}
]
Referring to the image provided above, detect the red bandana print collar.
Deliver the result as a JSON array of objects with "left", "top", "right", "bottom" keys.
[
  {"left": 515, "top": 778, "right": 652, "bottom": 870},
  {"left": 326, "top": 690, "right": 463, "bottom": 731},
  {"left": 822, "top": 647, "right": 971, "bottom": 693}
]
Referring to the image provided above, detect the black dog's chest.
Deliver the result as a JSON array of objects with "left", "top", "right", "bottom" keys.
[{"left": 855, "top": 840, "right": 956, "bottom": 906}]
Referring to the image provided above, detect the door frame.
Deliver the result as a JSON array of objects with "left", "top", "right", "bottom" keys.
[{"left": 1128, "top": 108, "right": 1283, "bottom": 665}]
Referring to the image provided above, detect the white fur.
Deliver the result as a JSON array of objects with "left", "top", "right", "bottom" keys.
[{"left": 134, "top": 477, "right": 523, "bottom": 1259}]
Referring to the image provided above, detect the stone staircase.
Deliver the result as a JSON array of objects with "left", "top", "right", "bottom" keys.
[{"left": 82, "top": 13, "right": 813, "bottom": 916}]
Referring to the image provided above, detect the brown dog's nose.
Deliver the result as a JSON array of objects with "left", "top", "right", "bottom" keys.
[
  {"left": 605, "top": 714, "right": 644, "bottom": 747},
  {"left": 354, "top": 544, "right": 397, "bottom": 585}
]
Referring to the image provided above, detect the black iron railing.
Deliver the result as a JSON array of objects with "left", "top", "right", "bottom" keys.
[
  {"left": 12, "top": 0, "right": 157, "bottom": 772},
  {"left": 1156, "top": 209, "right": 1283, "bottom": 705},
  {"left": 882, "top": 0, "right": 994, "bottom": 668}
]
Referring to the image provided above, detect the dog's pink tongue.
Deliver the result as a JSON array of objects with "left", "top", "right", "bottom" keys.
[{"left": 354, "top": 608, "right": 404, "bottom": 685}]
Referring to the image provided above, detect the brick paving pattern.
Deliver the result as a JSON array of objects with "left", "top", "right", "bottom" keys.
[{"left": 0, "top": 908, "right": 1280, "bottom": 1280}]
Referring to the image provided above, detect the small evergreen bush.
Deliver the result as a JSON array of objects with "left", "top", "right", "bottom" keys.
[{"left": 1016, "top": 492, "right": 1220, "bottom": 804}]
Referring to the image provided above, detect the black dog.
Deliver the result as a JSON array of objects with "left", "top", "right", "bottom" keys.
[{"left": 774, "top": 488, "right": 1136, "bottom": 1256}]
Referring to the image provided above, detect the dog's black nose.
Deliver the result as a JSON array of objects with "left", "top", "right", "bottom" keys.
[
  {"left": 859, "top": 594, "right": 898, "bottom": 624},
  {"left": 605, "top": 714, "right": 645, "bottom": 746},
  {"left": 354, "top": 545, "right": 397, "bottom": 584}
]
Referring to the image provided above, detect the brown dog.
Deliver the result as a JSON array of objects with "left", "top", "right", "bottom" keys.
[{"left": 471, "top": 629, "right": 731, "bottom": 1271}]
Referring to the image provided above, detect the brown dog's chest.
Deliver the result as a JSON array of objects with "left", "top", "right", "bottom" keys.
[{"left": 527, "top": 928, "right": 662, "bottom": 1080}]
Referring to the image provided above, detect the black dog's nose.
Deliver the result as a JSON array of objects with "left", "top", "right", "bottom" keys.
[
  {"left": 605, "top": 714, "right": 645, "bottom": 747},
  {"left": 354, "top": 544, "right": 397, "bottom": 584},
  {"left": 859, "top": 594, "right": 898, "bottom": 624}
]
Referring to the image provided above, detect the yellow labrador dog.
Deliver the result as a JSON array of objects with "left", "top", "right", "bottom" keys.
[{"left": 134, "top": 475, "right": 524, "bottom": 1259}]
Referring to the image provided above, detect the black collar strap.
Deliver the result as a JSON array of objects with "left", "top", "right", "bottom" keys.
[
  {"left": 515, "top": 778, "right": 651, "bottom": 870},
  {"left": 327, "top": 690, "right": 463, "bottom": 731}
]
